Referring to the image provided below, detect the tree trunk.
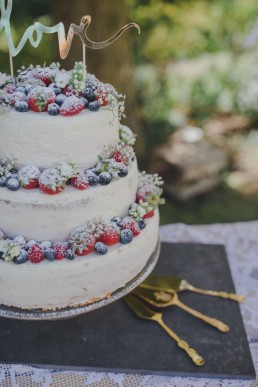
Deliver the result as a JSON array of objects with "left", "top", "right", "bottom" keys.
[{"left": 50, "top": 0, "right": 145, "bottom": 157}]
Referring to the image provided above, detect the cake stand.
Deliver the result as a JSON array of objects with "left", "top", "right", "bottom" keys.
[{"left": 0, "top": 241, "right": 160, "bottom": 320}]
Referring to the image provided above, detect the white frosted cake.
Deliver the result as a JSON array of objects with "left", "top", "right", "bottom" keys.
[{"left": 0, "top": 63, "right": 164, "bottom": 310}]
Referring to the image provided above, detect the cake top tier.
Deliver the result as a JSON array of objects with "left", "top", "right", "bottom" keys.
[{"left": 0, "top": 62, "right": 125, "bottom": 118}]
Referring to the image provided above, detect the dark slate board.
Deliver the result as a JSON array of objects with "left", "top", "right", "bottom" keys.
[{"left": 0, "top": 243, "right": 256, "bottom": 379}]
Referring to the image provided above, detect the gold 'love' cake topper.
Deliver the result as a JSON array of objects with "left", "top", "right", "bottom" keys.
[{"left": 0, "top": 0, "right": 140, "bottom": 77}]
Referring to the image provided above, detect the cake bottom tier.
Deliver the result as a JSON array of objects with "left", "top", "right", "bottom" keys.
[{"left": 0, "top": 211, "right": 159, "bottom": 310}]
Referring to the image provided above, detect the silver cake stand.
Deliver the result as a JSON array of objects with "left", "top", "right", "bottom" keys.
[{"left": 0, "top": 241, "right": 160, "bottom": 321}]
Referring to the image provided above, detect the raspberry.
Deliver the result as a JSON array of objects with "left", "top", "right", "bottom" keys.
[
  {"left": 120, "top": 216, "right": 141, "bottom": 237},
  {"left": 53, "top": 242, "right": 68, "bottom": 260},
  {"left": 28, "top": 243, "right": 44, "bottom": 264}
]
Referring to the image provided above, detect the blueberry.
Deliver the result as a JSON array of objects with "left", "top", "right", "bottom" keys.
[
  {"left": 9, "top": 167, "right": 18, "bottom": 178},
  {"left": 14, "top": 249, "right": 28, "bottom": 264},
  {"left": 66, "top": 249, "right": 75, "bottom": 260},
  {"left": 25, "top": 240, "right": 37, "bottom": 250},
  {"left": 138, "top": 219, "right": 146, "bottom": 230},
  {"left": 15, "top": 100, "right": 29, "bottom": 112},
  {"left": 6, "top": 177, "right": 20, "bottom": 191},
  {"left": 51, "top": 83, "right": 61, "bottom": 95},
  {"left": 99, "top": 172, "right": 111, "bottom": 185},
  {"left": 25, "top": 84, "right": 33, "bottom": 95},
  {"left": 80, "top": 97, "right": 89, "bottom": 108},
  {"left": 16, "top": 86, "right": 25, "bottom": 94},
  {"left": 83, "top": 88, "right": 96, "bottom": 102},
  {"left": 66, "top": 178, "right": 72, "bottom": 185},
  {"left": 89, "top": 101, "right": 100, "bottom": 112},
  {"left": 120, "top": 229, "right": 133, "bottom": 244},
  {"left": 86, "top": 82, "right": 96, "bottom": 89},
  {"left": 48, "top": 103, "right": 60, "bottom": 116},
  {"left": 41, "top": 241, "right": 52, "bottom": 250},
  {"left": 111, "top": 216, "right": 122, "bottom": 225},
  {"left": 118, "top": 167, "right": 128, "bottom": 177},
  {"left": 94, "top": 242, "right": 108, "bottom": 255},
  {"left": 44, "top": 248, "right": 55, "bottom": 261},
  {"left": 55, "top": 94, "right": 67, "bottom": 106},
  {"left": 0, "top": 176, "right": 6, "bottom": 187},
  {"left": 85, "top": 170, "right": 99, "bottom": 186}
]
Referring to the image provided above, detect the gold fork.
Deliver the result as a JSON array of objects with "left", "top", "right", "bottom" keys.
[{"left": 125, "top": 294, "right": 205, "bottom": 366}]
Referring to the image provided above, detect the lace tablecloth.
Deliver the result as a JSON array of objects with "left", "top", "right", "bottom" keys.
[{"left": 1, "top": 221, "right": 258, "bottom": 387}]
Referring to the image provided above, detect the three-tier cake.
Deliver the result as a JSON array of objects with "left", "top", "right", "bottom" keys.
[{"left": 0, "top": 63, "right": 163, "bottom": 310}]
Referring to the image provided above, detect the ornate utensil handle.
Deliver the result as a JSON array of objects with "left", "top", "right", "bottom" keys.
[
  {"left": 156, "top": 317, "right": 205, "bottom": 366},
  {"left": 183, "top": 281, "right": 245, "bottom": 302},
  {"left": 175, "top": 298, "right": 230, "bottom": 333}
]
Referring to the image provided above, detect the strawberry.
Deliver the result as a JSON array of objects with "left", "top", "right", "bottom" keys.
[
  {"left": 18, "top": 165, "right": 40, "bottom": 189},
  {"left": 136, "top": 188, "right": 150, "bottom": 203},
  {"left": 98, "top": 224, "right": 120, "bottom": 246},
  {"left": 27, "top": 87, "right": 55, "bottom": 112},
  {"left": 60, "top": 96, "right": 84, "bottom": 116},
  {"left": 28, "top": 243, "right": 44, "bottom": 264},
  {"left": 120, "top": 216, "right": 141, "bottom": 237},
  {"left": 143, "top": 209, "right": 155, "bottom": 219},
  {"left": 75, "top": 233, "right": 96, "bottom": 256},
  {"left": 53, "top": 242, "right": 68, "bottom": 260},
  {"left": 71, "top": 171, "right": 89, "bottom": 190},
  {"left": 39, "top": 168, "right": 66, "bottom": 195},
  {"left": 33, "top": 68, "right": 53, "bottom": 86}
]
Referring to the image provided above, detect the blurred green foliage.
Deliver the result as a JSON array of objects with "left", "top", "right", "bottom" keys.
[{"left": 127, "top": 0, "right": 257, "bottom": 63}]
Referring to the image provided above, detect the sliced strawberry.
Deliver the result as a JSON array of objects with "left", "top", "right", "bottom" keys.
[
  {"left": 27, "top": 87, "right": 55, "bottom": 112},
  {"left": 98, "top": 224, "right": 120, "bottom": 246},
  {"left": 28, "top": 243, "right": 44, "bottom": 264},
  {"left": 143, "top": 209, "right": 155, "bottom": 219},
  {"left": 53, "top": 242, "right": 68, "bottom": 260},
  {"left": 71, "top": 171, "right": 89, "bottom": 190},
  {"left": 120, "top": 216, "right": 141, "bottom": 237},
  {"left": 60, "top": 96, "right": 84, "bottom": 116}
]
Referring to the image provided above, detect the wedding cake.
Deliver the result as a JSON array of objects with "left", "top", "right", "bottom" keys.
[{"left": 0, "top": 63, "right": 163, "bottom": 310}]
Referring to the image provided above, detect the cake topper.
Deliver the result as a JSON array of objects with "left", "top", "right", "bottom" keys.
[{"left": 0, "top": 0, "right": 140, "bottom": 77}]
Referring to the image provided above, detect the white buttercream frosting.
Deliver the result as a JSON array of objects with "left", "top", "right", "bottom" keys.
[
  {"left": 0, "top": 160, "right": 138, "bottom": 241},
  {"left": 0, "top": 211, "right": 159, "bottom": 310},
  {"left": 0, "top": 109, "right": 119, "bottom": 169}
]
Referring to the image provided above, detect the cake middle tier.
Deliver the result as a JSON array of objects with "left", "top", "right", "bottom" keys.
[
  {"left": 0, "top": 109, "right": 119, "bottom": 169},
  {"left": 0, "top": 160, "right": 138, "bottom": 241}
]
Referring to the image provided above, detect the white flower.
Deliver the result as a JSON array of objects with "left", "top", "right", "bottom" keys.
[
  {"left": 55, "top": 71, "right": 71, "bottom": 88},
  {"left": 59, "top": 163, "right": 78, "bottom": 179}
]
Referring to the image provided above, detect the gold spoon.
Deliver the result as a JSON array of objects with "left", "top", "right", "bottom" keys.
[
  {"left": 124, "top": 294, "right": 205, "bottom": 366},
  {"left": 141, "top": 275, "right": 245, "bottom": 303},
  {"left": 132, "top": 287, "right": 230, "bottom": 333}
]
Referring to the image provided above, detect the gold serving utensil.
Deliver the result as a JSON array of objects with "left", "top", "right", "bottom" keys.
[
  {"left": 141, "top": 275, "right": 245, "bottom": 303},
  {"left": 132, "top": 287, "right": 230, "bottom": 333},
  {"left": 124, "top": 294, "right": 205, "bottom": 366}
]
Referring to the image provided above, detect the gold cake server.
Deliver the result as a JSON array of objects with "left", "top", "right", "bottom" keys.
[
  {"left": 124, "top": 294, "right": 205, "bottom": 366},
  {"left": 132, "top": 287, "right": 230, "bottom": 333},
  {"left": 140, "top": 275, "right": 245, "bottom": 303}
]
